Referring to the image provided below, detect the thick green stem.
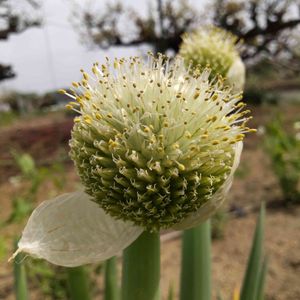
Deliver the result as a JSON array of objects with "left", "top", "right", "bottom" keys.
[
  {"left": 105, "top": 257, "right": 119, "bottom": 300},
  {"left": 180, "top": 220, "right": 211, "bottom": 300},
  {"left": 122, "top": 231, "right": 160, "bottom": 300},
  {"left": 13, "top": 254, "right": 28, "bottom": 300},
  {"left": 67, "top": 266, "right": 91, "bottom": 300}
]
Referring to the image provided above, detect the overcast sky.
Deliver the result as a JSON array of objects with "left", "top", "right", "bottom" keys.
[{"left": 0, "top": 0, "right": 208, "bottom": 94}]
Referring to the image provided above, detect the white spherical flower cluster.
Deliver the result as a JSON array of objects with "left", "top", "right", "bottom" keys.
[
  {"left": 66, "top": 54, "right": 252, "bottom": 230},
  {"left": 12, "top": 54, "right": 254, "bottom": 267},
  {"left": 179, "top": 26, "right": 245, "bottom": 92}
]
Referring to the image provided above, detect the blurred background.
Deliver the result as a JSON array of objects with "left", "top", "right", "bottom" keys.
[{"left": 0, "top": 0, "right": 299, "bottom": 299}]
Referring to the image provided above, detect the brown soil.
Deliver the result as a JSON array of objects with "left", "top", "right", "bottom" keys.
[{"left": 0, "top": 103, "right": 299, "bottom": 300}]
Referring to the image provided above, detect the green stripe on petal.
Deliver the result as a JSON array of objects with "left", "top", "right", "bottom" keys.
[{"left": 14, "top": 191, "right": 143, "bottom": 267}]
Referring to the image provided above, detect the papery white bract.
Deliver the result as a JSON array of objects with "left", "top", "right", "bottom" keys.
[{"left": 15, "top": 191, "right": 142, "bottom": 267}]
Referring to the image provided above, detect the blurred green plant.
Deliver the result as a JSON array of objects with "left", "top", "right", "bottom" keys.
[
  {"left": 0, "top": 236, "right": 7, "bottom": 259},
  {"left": 265, "top": 117, "right": 300, "bottom": 204},
  {"left": 235, "top": 161, "right": 250, "bottom": 179},
  {"left": 0, "top": 111, "right": 17, "bottom": 127},
  {"left": 240, "top": 204, "right": 267, "bottom": 300},
  {"left": 211, "top": 208, "right": 228, "bottom": 239},
  {"left": 25, "top": 259, "right": 69, "bottom": 299},
  {"left": 4, "top": 152, "right": 65, "bottom": 225},
  {"left": 4, "top": 153, "right": 70, "bottom": 299}
]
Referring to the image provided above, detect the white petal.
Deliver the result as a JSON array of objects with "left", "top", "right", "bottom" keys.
[
  {"left": 15, "top": 191, "right": 143, "bottom": 267},
  {"left": 173, "top": 142, "right": 243, "bottom": 230},
  {"left": 227, "top": 57, "right": 246, "bottom": 92}
]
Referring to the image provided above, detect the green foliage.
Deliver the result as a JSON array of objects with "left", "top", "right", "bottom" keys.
[
  {"left": 183, "top": 204, "right": 267, "bottom": 300},
  {"left": 235, "top": 161, "right": 250, "bottom": 179},
  {"left": 265, "top": 118, "right": 300, "bottom": 204},
  {"left": 0, "top": 237, "right": 7, "bottom": 259},
  {"left": 0, "top": 111, "right": 17, "bottom": 127},
  {"left": 4, "top": 152, "right": 65, "bottom": 225},
  {"left": 240, "top": 204, "right": 266, "bottom": 300},
  {"left": 6, "top": 196, "right": 33, "bottom": 224},
  {"left": 25, "top": 259, "right": 69, "bottom": 299},
  {"left": 5, "top": 153, "right": 71, "bottom": 299},
  {"left": 256, "top": 257, "right": 268, "bottom": 300}
]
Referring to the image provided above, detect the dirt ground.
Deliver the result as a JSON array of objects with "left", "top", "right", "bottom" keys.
[{"left": 0, "top": 103, "right": 299, "bottom": 299}]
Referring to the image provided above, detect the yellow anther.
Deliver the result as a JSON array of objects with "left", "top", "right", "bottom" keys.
[
  {"left": 92, "top": 66, "right": 97, "bottom": 75},
  {"left": 58, "top": 89, "right": 66, "bottom": 94},
  {"left": 144, "top": 127, "right": 150, "bottom": 133},
  {"left": 82, "top": 79, "right": 88, "bottom": 87},
  {"left": 236, "top": 134, "right": 245, "bottom": 139},
  {"left": 212, "top": 140, "right": 219, "bottom": 145},
  {"left": 236, "top": 102, "right": 245, "bottom": 108},
  {"left": 212, "top": 94, "right": 218, "bottom": 101},
  {"left": 107, "top": 113, "right": 113, "bottom": 118},
  {"left": 193, "top": 92, "right": 200, "bottom": 100},
  {"left": 74, "top": 117, "right": 80, "bottom": 123},
  {"left": 201, "top": 134, "right": 208, "bottom": 139},
  {"left": 83, "top": 72, "right": 89, "bottom": 81},
  {"left": 113, "top": 60, "right": 118, "bottom": 69},
  {"left": 72, "top": 82, "right": 79, "bottom": 88},
  {"left": 172, "top": 143, "right": 180, "bottom": 150},
  {"left": 65, "top": 104, "right": 73, "bottom": 110},
  {"left": 185, "top": 131, "right": 192, "bottom": 138},
  {"left": 84, "top": 115, "right": 92, "bottom": 124},
  {"left": 95, "top": 113, "right": 102, "bottom": 120},
  {"left": 75, "top": 96, "right": 82, "bottom": 103},
  {"left": 177, "top": 163, "right": 185, "bottom": 171},
  {"left": 108, "top": 139, "right": 118, "bottom": 148},
  {"left": 84, "top": 92, "right": 91, "bottom": 100}
]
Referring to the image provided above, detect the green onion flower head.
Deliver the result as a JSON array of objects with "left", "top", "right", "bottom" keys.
[
  {"left": 179, "top": 26, "right": 245, "bottom": 92},
  {"left": 69, "top": 54, "right": 251, "bottom": 230},
  {"left": 13, "top": 54, "right": 254, "bottom": 267}
]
